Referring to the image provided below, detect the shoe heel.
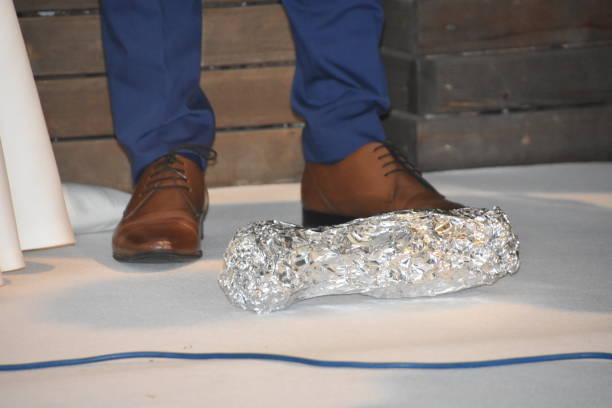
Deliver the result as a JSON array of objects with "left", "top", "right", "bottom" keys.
[{"left": 302, "top": 208, "right": 356, "bottom": 228}]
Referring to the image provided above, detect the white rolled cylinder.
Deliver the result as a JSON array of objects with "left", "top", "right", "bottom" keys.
[
  {"left": 0, "top": 1, "right": 74, "bottom": 275},
  {"left": 0, "top": 140, "right": 24, "bottom": 282}
]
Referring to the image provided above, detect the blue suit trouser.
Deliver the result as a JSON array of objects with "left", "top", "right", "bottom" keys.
[{"left": 100, "top": 0, "right": 390, "bottom": 181}]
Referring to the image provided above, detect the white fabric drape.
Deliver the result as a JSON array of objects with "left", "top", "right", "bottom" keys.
[{"left": 0, "top": 0, "right": 74, "bottom": 283}]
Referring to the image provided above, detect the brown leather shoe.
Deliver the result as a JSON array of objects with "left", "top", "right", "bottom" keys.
[
  {"left": 112, "top": 153, "right": 208, "bottom": 262},
  {"left": 301, "top": 142, "right": 463, "bottom": 227}
]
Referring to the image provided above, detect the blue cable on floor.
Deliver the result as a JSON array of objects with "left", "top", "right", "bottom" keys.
[{"left": 1, "top": 351, "right": 611, "bottom": 372}]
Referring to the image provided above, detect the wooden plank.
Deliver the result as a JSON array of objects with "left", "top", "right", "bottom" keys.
[
  {"left": 202, "top": 66, "right": 299, "bottom": 129},
  {"left": 382, "top": 50, "right": 417, "bottom": 114},
  {"left": 15, "top": 0, "right": 99, "bottom": 11},
  {"left": 382, "top": 0, "right": 612, "bottom": 54},
  {"left": 383, "top": 106, "right": 612, "bottom": 171},
  {"left": 40, "top": 76, "right": 112, "bottom": 138},
  {"left": 209, "top": 127, "right": 303, "bottom": 187},
  {"left": 380, "top": 0, "right": 416, "bottom": 54},
  {"left": 53, "top": 105, "right": 612, "bottom": 190},
  {"left": 52, "top": 127, "right": 304, "bottom": 191},
  {"left": 19, "top": 4, "right": 294, "bottom": 76},
  {"left": 14, "top": 0, "right": 272, "bottom": 12},
  {"left": 53, "top": 138, "right": 132, "bottom": 191},
  {"left": 38, "top": 65, "right": 299, "bottom": 138},
  {"left": 384, "top": 45, "right": 612, "bottom": 114},
  {"left": 204, "top": 5, "right": 294, "bottom": 67},
  {"left": 381, "top": 110, "right": 416, "bottom": 165},
  {"left": 21, "top": 14, "right": 106, "bottom": 76}
]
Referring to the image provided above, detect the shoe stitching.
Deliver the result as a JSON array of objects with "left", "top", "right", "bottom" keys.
[
  {"left": 179, "top": 189, "right": 200, "bottom": 218},
  {"left": 312, "top": 168, "right": 343, "bottom": 215},
  {"left": 374, "top": 143, "right": 421, "bottom": 176},
  {"left": 374, "top": 143, "right": 439, "bottom": 193}
]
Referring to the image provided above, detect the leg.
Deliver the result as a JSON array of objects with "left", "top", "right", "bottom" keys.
[
  {"left": 282, "top": 0, "right": 390, "bottom": 164},
  {"left": 100, "top": 0, "right": 215, "bottom": 181},
  {"left": 100, "top": 0, "right": 213, "bottom": 262},
  {"left": 282, "top": 0, "right": 463, "bottom": 227}
]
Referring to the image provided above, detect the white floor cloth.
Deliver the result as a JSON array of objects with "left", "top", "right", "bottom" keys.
[{"left": 2, "top": 163, "right": 612, "bottom": 407}]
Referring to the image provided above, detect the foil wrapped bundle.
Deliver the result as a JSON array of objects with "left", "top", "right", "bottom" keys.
[{"left": 219, "top": 207, "right": 519, "bottom": 313}]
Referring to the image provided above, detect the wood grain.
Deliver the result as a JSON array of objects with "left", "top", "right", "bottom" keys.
[
  {"left": 54, "top": 105, "right": 612, "bottom": 189},
  {"left": 15, "top": 0, "right": 99, "bottom": 11},
  {"left": 204, "top": 5, "right": 294, "bottom": 67},
  {"left": 384, "top": 45, "right": 612, "bottom": 114},
  {"left": 382, "top": 0, "right": 612, "bottom": 54},
  {"left": 38, "top": 65, "right": 299, "bottom": 138},
  {"left": 209, "top": 126, "right": 303, "bottom": 187},
  {"left": 19, "top": 4, "right": 294, "bottom": 76},
  {"left": 14, "top": 0, "right": 273, "bottom": 12},
  {"left": 381, "top": 110, "right": 417, "bottom": 165},
  {"left": 52, "top": 127, "right": 304, "bottom": 191},
  {"left": 383, "top": 106, "right": 612, "bottom": 171}
]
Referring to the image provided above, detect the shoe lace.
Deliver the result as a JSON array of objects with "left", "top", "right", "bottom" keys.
[
  {"left": 374, "top": 142, "right": 421, "bottom": 176},
  {"left": 142, "top": 144, "right": 217, "bottom": 194},
  {"left": 373, "top": 142, "right": 437, "bottom": 192}
]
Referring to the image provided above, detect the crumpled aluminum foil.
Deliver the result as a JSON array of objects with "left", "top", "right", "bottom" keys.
[{"left": 219, "top": 207, "right": 519, "bottom": 313}]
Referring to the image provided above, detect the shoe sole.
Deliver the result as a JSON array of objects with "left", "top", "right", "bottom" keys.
[
  {"left": 302, "top": 208, "right": 356, "bottom": 228},
  {"left": 113, "top": 250, "right": 203, "bottom": 263}
]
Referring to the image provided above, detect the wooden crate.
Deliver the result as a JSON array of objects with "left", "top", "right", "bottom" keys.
[
  {"left": 15, "top": 0, "right": 612, "bottom": 191},
  {"left": 382, "top": 0, "right": 612, "bottom": 169}
]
